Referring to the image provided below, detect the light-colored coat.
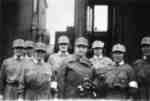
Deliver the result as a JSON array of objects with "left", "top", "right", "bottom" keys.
[
  {"left": 0, "top": 56, "right": 24, "bottom": 100},
  {"left": 23, "top": 59, "right": 52, "bottom": 100},
  {"left": 48, "top": 52, "right": 71, "bottom": 72},
  {"left": 90, "top": 56, "right": 114, "bottom": 69}
]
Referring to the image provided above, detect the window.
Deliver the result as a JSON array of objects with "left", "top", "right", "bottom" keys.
[
  {"left": 94, "top": 5, "right": 108, "bottom": 32},
  {"left": 87, "top": 6, "right": 93, "bottom": 32},
  {"left": 33, "top": 0, "right": 38, "bottom": 13}
]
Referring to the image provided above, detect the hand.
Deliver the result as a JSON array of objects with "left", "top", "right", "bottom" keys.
[
  {"left": 0, "top": 95, "right": 3, "bottom": 101},
  {"left": 18, "top": 97, "right": 24, "bottom": 101},
  {"left": 0, "top": 95, "right": 3, "bottom": 100},
  {"left": 50, "top": 81, "right": 58, "bottom": 89},
  {"left": 127, "top": 98, "right": 134, "bottom": 101}
]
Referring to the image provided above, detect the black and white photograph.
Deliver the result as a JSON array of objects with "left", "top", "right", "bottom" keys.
[{"left": 0, "top": 0, "right": 150, "bottom": 100}]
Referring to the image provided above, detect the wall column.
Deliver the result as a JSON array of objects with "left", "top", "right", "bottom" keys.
[{"left": 74, "top": 0, "right": 87, "bottom": 37}]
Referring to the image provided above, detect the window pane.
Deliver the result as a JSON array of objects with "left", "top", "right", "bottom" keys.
[
  {"left": 94, "top": 5, "right": 108, "bottom": 32},
  {"left": 87, "top": 6, "right": 93, "bottom": 32},
  {"left": 33, "top": 0, "right": 37, "bottom": 13}
]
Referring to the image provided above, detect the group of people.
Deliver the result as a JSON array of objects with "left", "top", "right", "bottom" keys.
[{"left": 1, "top": 35, "right": 150, "bottom": 101}]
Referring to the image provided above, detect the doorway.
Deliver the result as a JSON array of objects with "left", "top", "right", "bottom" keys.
[{"left": 109, "top": 4, "right": 150, "bottom": 62}]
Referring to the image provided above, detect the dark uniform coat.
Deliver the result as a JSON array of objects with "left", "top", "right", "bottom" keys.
[
  {"left": 23, "top": 59, "right": 52, "bottom": 100},
  {"left": 57, "top": 55, "right": 95, "bottom": 99},
  {"left": 103, "top": 62, "right": 136, "bottom": 100},
  {"left": 133, "top": 58, "right": 150, "bottom": 101},
  {"left": 0, "top": 56, "right": 24, "bottom": 100}
]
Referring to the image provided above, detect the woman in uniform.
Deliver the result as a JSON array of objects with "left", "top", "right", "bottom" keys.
[
  {"left": 57, "top": 37, "right": 96, "bottom": 99},
  {"left": 104, "top": 43, "right": 138, "bottom": 100},
  {"left": 90, "top": 40, "right": 113, "bottom": 69},
  {"left": 0, "top": 39, "right": 25, "bottom": 100},
  {"left": 48, "top": 35, "right": 71, "bottom": 97},
  {"left": 24, "top": 42, "right": 52, "bottom": 100},
  {"left": 133, "top": 36, "right": 150, "bottom": 101},
  {"left": 90, "top": 40, "right": 114, "bottom": 98}
]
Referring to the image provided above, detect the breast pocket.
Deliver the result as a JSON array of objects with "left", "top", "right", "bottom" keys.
[
  {"left": 6, "top": 65, "right": 19, "bottom": 81},
  {"left": 117, "top": 71, "right": 128, "bottom": 85},
  {"left": 66, "top": 70, "right": 83, "bottom": 86},
  {"left": 37, "top": 72, "right": 51, "bottom": 84}
]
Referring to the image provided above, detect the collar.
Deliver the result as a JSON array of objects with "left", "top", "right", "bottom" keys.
[
  {"left": 77, "top": 56, "right": 91, "bottom": 67},
  {"left": 58, "top": 51, "right": 69, "bottom": 56},
  {"left": 76, "top": 55, "right": 86, "bottom": 62},
  {"left": 13, "top": 55, "right": 17, "bottom": 59},
  {"left": 33, "top": 59, "right": 44, "bottom": 64},
  {"left": 143, "top": 56, "right": 146, "bottom": 60},
  {"left": 143, "top": 56, "right": 147, "bottom": 60},
  {"left": 13, "top": 55, "right": 24, "bottom": 60},
  {"left": 93, "top": 55, "right": 103, "bottom": 59},
  {"left": 143, "top": 56, "right": 150, "bottom": 62},
  {"left": 25, "top": 55, "right": 34, "bottom": 60},
  {"left": 33, "top": 59, "right": 38, "bottom": 64},
  {"left": 116, "top": 60, "right": 125, "bottom": 66}
]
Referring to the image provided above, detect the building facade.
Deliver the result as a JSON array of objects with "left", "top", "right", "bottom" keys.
[
  {"left": 74, "top": 0, "right": 150, "bottom": 62},
  {"left": 0, "top": 0, "right": 48, "bottom": 63}
]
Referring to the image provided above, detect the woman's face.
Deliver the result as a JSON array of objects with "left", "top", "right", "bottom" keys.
[
  {"left": 34, "top": 50, "right": 46, "bottom": 60},
  {"left": 142, "top": 45, "right": 150, "bottom": 56},
  {"left": 112, "top": 52, "right": 124, "bottom": 63},
  {"left": 25, "top": 47, "right": 34, "bottom": 57},
  {"left": 58, "top": 43, "right": 69, "bottom": 52},
  {"left": 13, "top": 47, "right": 25, "bottom": 56},
  {"left": 74, "top": 45, "right": 88, "bottom": 57},
  {"left": 93, "top": 48, "right": 103, "bottom": 56}
]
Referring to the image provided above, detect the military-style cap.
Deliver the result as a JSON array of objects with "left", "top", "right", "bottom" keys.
[
  {"left": 75, "top": 37, "right": 88, "bottom": 46},
  {"left": 58, "top": 35, "right": 70, "bottom": 44},
  {"left": 35, "top": 42, "right": 46, "bottom": 52},
  {"left": 13, "top": 38, "right": 25, "bottom": 48},
  {"left": 92, "top": 40, "right": 104, "bottom": 48},
  {"left": 25, "top": 40, "right": 34, "bottom": 48},
  {"left": 112, "top": 43, "right": 126, "bottom": 53},
  {"left": 141, "top": 36, "right": 150, "bottom": 45}
]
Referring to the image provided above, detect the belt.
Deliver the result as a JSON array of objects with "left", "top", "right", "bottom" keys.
[
  {"left": 26, "top": 82, "right": 49, "bottom": 91},
  {"left": 6, "top": 81, "right": 19, "bottom": 87},
  {"left": 109, "top": 86, "right": 127, "bottom": 92}
]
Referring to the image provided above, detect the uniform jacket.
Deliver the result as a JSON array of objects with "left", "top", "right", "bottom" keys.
[
  {"left": 134, "top": 58, "right": 150, "bottom": 85},
  {"left": 23, "top": 59, "right": 52, "bottom": 100},
  {"left": 90, "top": 56, "right": 114, "bottom": 98},
  {"left": 133, "top": 58, "right": 150, "bottom": 100},
  {"left": 48, "top": 52, "right": 71, "bottom": 72},
  {"left": 57, "top": 55, "right": 95, "bottom": 98},
  {"left": 105, "top": 62, "right": 135, "bottom": 88},
  {"left": 0, "top": 56, "right": 24, "bottom": 100},
  {"left": 104, "top": 61, "right": 136, "bottom": 99}
]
